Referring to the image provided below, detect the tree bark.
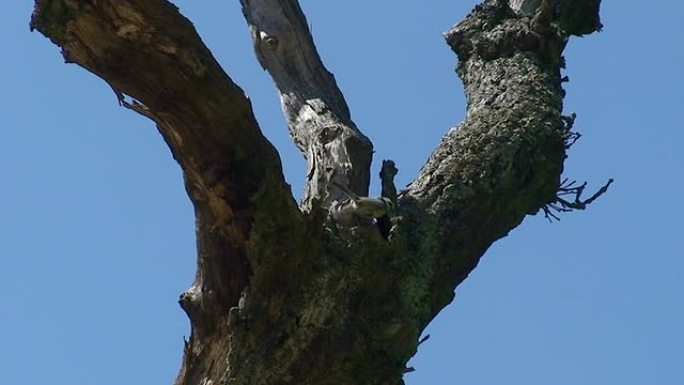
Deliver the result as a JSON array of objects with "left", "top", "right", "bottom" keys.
[
  {"left": 30, "top": 0, "right": 605, "bottom": 384},
  {"left": 240, "top": 0, "right": 374, "bottom": 211}
]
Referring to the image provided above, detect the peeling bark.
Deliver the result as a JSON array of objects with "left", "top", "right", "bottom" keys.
[{"left": 30, "top": 0, "right": 606, "bottom": 384}]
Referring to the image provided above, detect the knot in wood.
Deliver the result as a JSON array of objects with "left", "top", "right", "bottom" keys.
[
  {"left": 317, "top": 124, "right": 342, "bottom": 144},
  {"left": 258, "top": 31, "right": 279, "bottom": 49},
  {"left": 116, "top": 24, "right": 140, "bottom": 39}
]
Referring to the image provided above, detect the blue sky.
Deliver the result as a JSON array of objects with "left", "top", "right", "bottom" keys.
[{"left": 2, "top": 1, "right": 682, "bottom": 384}]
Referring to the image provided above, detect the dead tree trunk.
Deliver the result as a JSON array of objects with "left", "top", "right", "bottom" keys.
[{"left": 30, "top": 0, "right": 608, "bottom": 384}]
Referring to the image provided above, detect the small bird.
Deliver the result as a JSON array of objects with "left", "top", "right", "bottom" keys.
[{"left": 329, "top": 181, "right": 394, "bottom": 221}]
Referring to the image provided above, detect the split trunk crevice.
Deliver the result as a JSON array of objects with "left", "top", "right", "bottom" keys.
[{"left": 30, "top": 0, "right": 604, "bottom": 384}]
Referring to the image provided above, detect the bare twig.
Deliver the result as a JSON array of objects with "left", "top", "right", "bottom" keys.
[
  {"left": 561, "top": 113, "right": 582, "bottom": 149},
  {"left": 377, "top": 160, "right": 398, "bottom": 238},
  {"left": 380, "top": 160, "right": 399, "bottom": 202},
  {"left": 543, "top": 178, "right": 614, "bottom": 221}
]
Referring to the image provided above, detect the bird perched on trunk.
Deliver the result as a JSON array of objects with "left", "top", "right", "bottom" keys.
[{"left": 329, "top": 180, "right": 394, "bottom": 225}]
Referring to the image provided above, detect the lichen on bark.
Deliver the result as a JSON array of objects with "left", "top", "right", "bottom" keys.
[{"left": 29, "top": 0, "right": 607, "bottom": 384}]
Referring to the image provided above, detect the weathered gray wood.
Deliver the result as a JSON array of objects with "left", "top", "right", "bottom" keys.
[
  {"left": 240, "top": 0, "right": 373, "bottom": 211},
  {"left": 30, "top": 0, "right": 606, "bottom": 384}
]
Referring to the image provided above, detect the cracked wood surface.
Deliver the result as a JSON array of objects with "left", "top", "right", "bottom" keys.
[
  {"left": 241, "top": 0, "right": 374, "bottom": 211},
  {"left": 31, "top": 0, "right": 604, "bottom": 384},
  {"left": 32, "top": 1, "right": 305, "bottom": 383}
]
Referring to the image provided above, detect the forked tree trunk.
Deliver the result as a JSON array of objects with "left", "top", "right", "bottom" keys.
[{"left": 30, "top": 0, "right": 605, "bottom": 384}]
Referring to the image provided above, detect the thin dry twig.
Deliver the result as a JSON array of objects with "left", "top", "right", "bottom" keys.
[
  {"left": 561, "top": 113, "right": 582, "bottom": 149},
  {"left": 543, "top": 178, "right": 614, "bottom": 221}
]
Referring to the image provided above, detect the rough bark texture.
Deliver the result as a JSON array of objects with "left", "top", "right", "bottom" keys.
[
  {"left": 510, "top": 0, "right": 603, "bottom": 35},
  {"left": 31, "top": 1, "right": 304, "bottom": 382},
  {"left": 30, "top": 0, "right": 604, "bottom": 384}
]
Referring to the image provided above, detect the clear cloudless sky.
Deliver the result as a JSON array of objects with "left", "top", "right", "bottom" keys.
[{"left": 2, "top": 1, "right": 682, "bottom": 384}]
